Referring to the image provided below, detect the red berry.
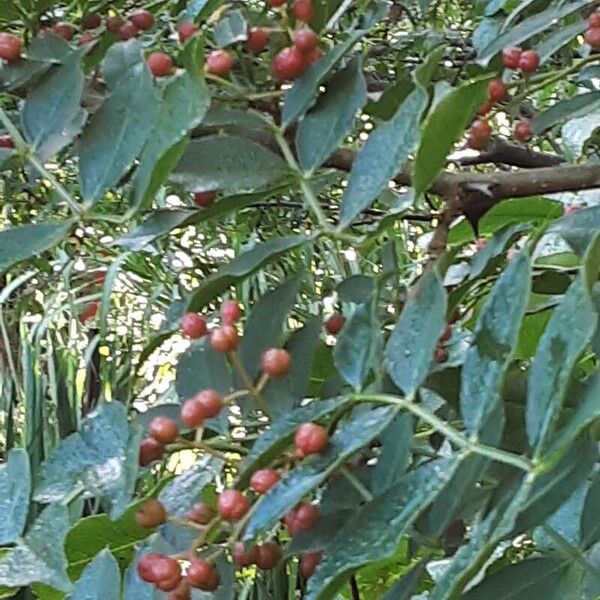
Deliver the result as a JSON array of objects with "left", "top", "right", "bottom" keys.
[
  {"left": 272, "top": 46, "right": 307, "bottom": 81},
  {"left": 79, "top": 32, "right": 95, "bottom": 46},
  {"left": 93, "top": 269, "right": 106, "bottom": 284},
  {"left": 78, "top": 302, "right": 98, "bottom": 324},
  {"left": 210, "top": 325, "right": 239, "bottom": 353},
  {"left": 300, "top": 551, "right": 322, "bottom": 578},
  {"left": 246, "top": 27, "right": 269, "bottom": 54},
  {"left": 106, "top": 16, "right": 124, "bottom": 33},
  {"left": 325, "top": 313, "right": 345, "bottom": 335},
  {"left": 501, "top": 46, "right": 521, "bottom": 69},
  {"left": 130, "top": 10, "right": 155, "bottom": 31},
  {"left": 0, "top": 135, "right": 14, "bottom": 149},
  {"left": 589, "top": 14, "right": 600, "bottom": 28},
  {"left": 292, "top": 502, "right": 319, "bottom": 531},
  {"left": 487, "top": 79, "right": 506, "bottom": 103},
  {"left": 220, "top": 300, "right": 242, "bottom": 325},
  {"left": 295, "top": 423, "right": 328, "bottom": 455},
  {"left": 232, "top": 542, "right": 259, "bottom": 567},
  {"left": 466, "top": 133, "right": 484, "bottom": 151},
  {"left": 181, "top": 399, "right": 204, "bottom": 428},
  {"left": 255, "top": 543, "right": 281, "bottom": 570},
  {"left": 268, "top": 0, "right": 286, "bottom": 5},
  {"left": 139, "top": 437, "right": 165, "bottom": 466},
  {"left": 138, "top": 552, "right": 164, "bottom": 582},
  {"left": 514, "top": 119, "right": 532, "bottom": 143},
  {"left": 477, "top": 100, "right": 493, "bottom": 116},
  {"left": 585, "top": 27, "right": 600, "bottom": 49},
  {"left": 217, "top": 489, "right": 250, "bottom": 521},
  {"left": 193, "top": 389, "right": 223, "bottom": 419},
  {"left": 206, "top": 50, "right": 235, "bottom": 76},
  {"left": 135, "top": 499, "right": 167, "bottom": 529},
  {"left": 261, "top": 348, "right": 292, "bottom": 378},
  {"left": 192, "top": 191, "right": 216, "bottom": 207},
  {"left": 434, "top": 346, "right": 449, "bottom": 364},
  {"left": 118, "top": 22, "right": 138, "bottom": 40},
  {"left": 293, "top": 0, "right": 315, "bottom": 21},
  {"left": 167, "top": 580, "right": 191, "bottom": 600},
  {"left": 187, "top": 560, "right": 219, "bottom": 591},
  {"left": 187, "top": 502, "right": 215, "bottom": 525},
  {"left": 470, "top": 119, "right": 492, "bottom": 142},
  {"left": 306, "top": 46, "right": 322, "bottom": 64},
  {"left": 250, "top": 468, "right": 280, "bottom": 494},
  {"left": 149, "top": 416, "right": 179, "bottom": 444},
  {"left": 53, "top": 22, "right": 75, "bottom": 40},
  {"left": 157, "top": 573, "right": 183, "bottom": 592},
  {"left": 293, "top": 28, "right": 318, "bottom": 53},
  {"left": 518, "top": 50, "right": 540, "bottom": 73},
  {"left": 177, "top": 21, "right": 198, "bottom": 42},
  {"left": 147, "top": 52, "right": 174, "bottom": 77},
  {"left": 181, "top": 313, "right": 208, "bottom": 338},
  {"left": 152, "top": 555, "right": 182, "bottom": 586},
  {"left": 439, "top": 324, "right": 452, "bottom": 344},
  {"left": 82, "top": 13, "right": 102, "bottom": 29}
]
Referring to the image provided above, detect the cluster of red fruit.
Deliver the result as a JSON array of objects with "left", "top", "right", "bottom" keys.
[
  {"left": 433, "top": 323, "right": 452, "bottom": 364},
  {"left": 467, "top": 47, "right": 541, "bottom": 150},
  {"left": 585, "top": 13, "right": 600, "bottom": 49}
]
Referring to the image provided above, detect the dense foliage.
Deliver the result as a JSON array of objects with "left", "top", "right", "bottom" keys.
[{"left": 0, "top": 0, "right": 600, "bottom": 598}]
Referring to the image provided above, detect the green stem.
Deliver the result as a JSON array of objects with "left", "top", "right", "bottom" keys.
[
  {"left": 340, "top": 466, "right": 374, "bottom": 502},
  {"left": 354, "top": 393, "right": 532, "bottom": 472}
]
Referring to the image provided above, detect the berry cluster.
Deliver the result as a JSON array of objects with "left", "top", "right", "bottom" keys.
[{"left": 585, "top": 13, "right": 600, "bottom": 49}]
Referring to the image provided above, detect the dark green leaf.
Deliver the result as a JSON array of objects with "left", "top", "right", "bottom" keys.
[
  {"left": 549, "top": 205, "right": 600, "bottom": 257},
  {"left": 213, "top": 9, "right": 247, "bottom": 47},
  {"left": 536, "top": 20, "right": 587, "bottom": 63},
  {"left": 385, "top": 269, "right": 447, "bottom": 396},
  {"left": 337, "top": 275, "right": 375, "bottom": 304},
  {"left": 581, "top": 473, "right": 600, "bottom": 550},
  {"left": 526, "top": 274, "right": 597, "bottom": 453},
  {"left": 186, "top": 235, "right": 315, "bottom": 311},
  {"left": 339, "top": 88, "right": 427, "bottom": 227},
  {"left": 133, "top": 71, "right": 210, "bottom": 208},
  {"left": 287, "top": 316, "right": 322, "bottom": 399},
  {"left": 236, "top": 397, "right": 351, "bottom": 489},
  {"left": 22, "top": 53, "right": 86, "bottom": 161},
  {"left": 413, "top": 78, "right": 488, "bottom": 196},
  {"left": 533, "top": 92, "right": 600, "bottom": 134},
  {"left": 172, "top": 135, "right": 287, "bottom": 194},
  {"left": 79, "top": 41, "right": 159, "bottom": 202},
  {"left": 296, "top": 57, "right": 367, "bottom": 173},
  {"left": 363, "top": 74, "right": 413, "bottom": 120},
  {"left": 0, "top": 448, "right": 30, "bottom": 545},
  {"left": 68, "top": 550, "right": 120, "bottom": 600},
  {"left": 463, "top": 557, "right": 569, "bottom": 600},
  {"left": 381, "top": 559, "right": 428, "bottom": 600},
  {"left": 334, "top": 303, "right": 381, "bottom": 390},
  {"left": 0, "top": 504, "right": 71, "bottom": 592},
  {"left": 461, "top": 250, "right": 530, "bottom": 434},
  {"left": 305, "top": 458, "right": 457, "bottom": 600},
  {"left": 202, "top": 106, "right": 269, "bottom": 131},
  {"left": 182, "top": 0, "right": 221, "bottom": 21},
  {"left": 282, "top": 31, "right": 364, "bottom": 126},
  {"left": 34, "top": 403, "right": 142, "bottom": 519},
  {"left": 0, "top": 220, "right": 73, "bottom": 273},
  {"left": 244, "top": 406, "right": 397, "bottom": 538},
  {"left": 477, "top": 1, "right": 592, "bottom": 65},
  {"left": 285, "top": 510, "right": 353, "bottom": 556}
]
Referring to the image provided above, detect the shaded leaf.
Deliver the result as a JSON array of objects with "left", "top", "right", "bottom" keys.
[
  {"left": 0, "top": 448, "right": 30, "bottom": 545},
  {"left": 381, "top": 559, "right": 428, "bottom": 600},
  {"left": 533, "top": 92, "right": 600, "bottom": 135},
  {"left": 581, "top": 473, "right": 600, "bottom": 550},
  {"left": 213, "top": 9, "right": 247, "bottom": 47},
  {"left": 67, "top": 550, "right": 120, "bottom": 600},
  {"left": 549, "top": 205, "right": 600, "bottom": 257}
]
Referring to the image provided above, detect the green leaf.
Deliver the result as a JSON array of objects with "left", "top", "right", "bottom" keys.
[
  {"left": 172, "top": 135, "right": 287, "bottom": 194},
  {"left": 533, "top": 92, "right": 600, "bottom": 135},
  {"left": 305, "top": 458, "right": 458, "bottom": 600},
  {"left": 476, "top": 0, "right": 592, "bottom": 65},
  {"left": 182, "top": 0, "right": 220, "bottom": 21},
  {"left": 549, "top": 205, "right": 600, "bottom": 257},
  {"left": 385, "top": 269, "right": 447, "bottom": 396},
  {"left": 463, "top": 557, "right": 570, "bottom": 600},
  {"left": 333, "top": 303, "right": 381, "bottom": 390},
  {"left": 213, "top": 9, "right": 247, "bottom": 47},
  {"left": 0, "top": 504, "right": 71, "bottom": 592},
  {"left": 202, "top": 106, "right": 269, "bottom": 131},
  {"left": 526, "top": 274, "right": 597, "bottom": 453},
  {"left": 68, "top": 550, "right": 120, "bottom": 600},
  {"left": 123, "top": 548, "right": 161, "bottom": 600},
  {"left": 339, "top": 88, "right": 427, "bottom": 227},
  {"left": 238, "top": 275, "right": 302, "bottom": 381},
  {"left": 535, "top": 20, "right": 587, "bottom": 64},
  {"left": 132, "top": 71, "right": 210, "bottom": 209},
  {"left": 175, "top": 337, "right": 233, "bottom": 433},
  {"left": 244, "top": 406, "right": 397, "bottom": 538},
  {"left": 285, "top": 509, "right": 353, "bottom": 556},
  {"left": 22, "top": 53, "right": 86, "bottom": 161},
  {"left": 296, "top": 57, "right": 367, "bottom": 173},
  {"left": 79, "top": 40, "right": 159, "bottom": 202},
  {"left": 371, "top": 413, "right": 413, "bottom": 495},
  {"left": 34, "top": 403, "right": 142, "bottom": 519},
  {"left": 186, "top": 235, "right": 315, "bottom": 311},
  {"left": 0, "top": 448, "right": 30, "bottom": 545},
  {"left": 581, "top": 473, "right": 600, "bottom": 550},
  {"left": 413, "top": 78, "right": 488, "bottom": 196},
  {"left": 381, "top": 559, "right": 428, "bottom": 600},
  {"left": 287, "top": 316, "right": 322, "bottom": 399},
  {"left": 461, "top": 250, "right": 530, "bottom": 434},
  {"left": 282, "top": 31, "right": 364, "bottom": 126},
  {"left": 236, "top": 397, "right": 351, "bottom": 489},
  {"left": 0, "top": 220, "right": 73, "bottom": 273}
]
